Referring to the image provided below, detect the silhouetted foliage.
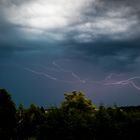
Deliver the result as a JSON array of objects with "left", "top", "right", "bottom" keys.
[
  {"left": 16, "top": 104, "right": 46, "bottom": 140},
  {"left": 37, "top": 91, "right": 95, "bottom": 140},
  {"left": 1, "top": 89, "right": 140, "bottom": 140},
  {"left": 0, "top": 89, "right": 16, "bottom": 140}
]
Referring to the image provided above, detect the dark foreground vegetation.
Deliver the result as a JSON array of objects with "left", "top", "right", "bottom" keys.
[{"left": 0, "top": 89, "right": 140, "bottom": 140}]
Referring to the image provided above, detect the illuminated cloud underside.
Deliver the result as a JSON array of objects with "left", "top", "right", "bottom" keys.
[{"left": 4, "top": 0, "right": 138, "bottom": 41}]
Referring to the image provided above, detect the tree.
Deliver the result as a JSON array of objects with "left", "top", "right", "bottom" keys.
[
  {"left": 61, "top": 91, "right": 95, "bottom": 113},
  {"left": 0, "top": 89, "right": 16, "bottom": 140},
  {"left": 37, "top": 91, "right": 96, "bottom": 140},
  {"left": 17, "top": 104, "right": 46, "bottom": 140},
  {"left": 61, "top": 91, "right": 95, "bottom": 140}
]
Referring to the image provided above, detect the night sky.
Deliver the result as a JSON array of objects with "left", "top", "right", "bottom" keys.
[{"left": 0, "top": 0, "right": 140, "bottom": 107}]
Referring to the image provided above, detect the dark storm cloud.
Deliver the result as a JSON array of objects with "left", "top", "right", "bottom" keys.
[
  {"left": 0, "top": 0, "right": 140, "bottom": 69},
  {"left": 74, "top": 0, "right": 140, "bottom": 39},
  {"left": 59, "top": 0, "right": 140, "bottom": 71},
  {"left": 62, "top": 36, "right": 140, "bottom": 72},
  {"left": 1, "top": 0, "right": 140, "bottom": 43},
  {"left": 0, "top": 0, "right": 65, "bottom": 55},
  {"left": 0, "top": 2, "right": 21, "bottom": 52},
  {"left": 88, "top": 0, "right": 140, "bottom": 16},
  {"left": 70, "top": 38, "right": 140, "bottom": 57},
  {"left": 0, "top": 0, "right": 34, "bottom": 5}
]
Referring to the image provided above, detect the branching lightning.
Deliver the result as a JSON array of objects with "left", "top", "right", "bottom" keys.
[
  {"left": 24, "top": 63, "right": 86, "bottom": 84},
  {"left": 104, "top": 76, "right": 140, "bottom": 91},
  {"left": 130, "top": 81, "right": 140, "bottom": 90},
  {"left": 52, "top": 61, "right": 86, "bottom": 83},
  {"left": 25, "top": 61, "right": 140, "bottom": 91}
]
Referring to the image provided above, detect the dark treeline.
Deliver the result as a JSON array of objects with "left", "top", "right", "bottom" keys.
[{"left": 0, "top": 89, "right": 140, "bottom": 140}]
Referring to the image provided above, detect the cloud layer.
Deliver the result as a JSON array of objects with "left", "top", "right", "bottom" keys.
[
  {"left": 0, "top": 0, "right": 140, "bottom": 69},
  {"left": 1, "top": 0, "right": 140, "bottom": 41}
]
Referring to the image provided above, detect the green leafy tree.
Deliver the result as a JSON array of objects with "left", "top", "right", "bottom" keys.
[
  {"left": 61, "top": 91, "right": 96, "bottom": 140},
  {"left": 61, "top": 91, "right": 95, "bottom": 112}
]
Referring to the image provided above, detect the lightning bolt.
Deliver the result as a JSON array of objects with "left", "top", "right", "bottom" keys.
[
  {"left": 24, "top": 60, "right": 140, "bottom": 91},
  {"left": 24, "top": 67, "right": 86, "bottom": 84},
  {"left": 88, "top": 73, "right": 122, "bottom": 85},
  {"left": 52, "top": 61, "right": 86, "bottom": 83},
  {"left": 24, "top": 68, "right": 57, "bottom": 81},
  {"left": 105, "top": 73, "right": 122, "bottom": 80},
  {"left": 130, "top": 81, "right": 140, "bottom": 90},
  {"left": 104, "top": 76, "right": 140, "bottom": 91}
]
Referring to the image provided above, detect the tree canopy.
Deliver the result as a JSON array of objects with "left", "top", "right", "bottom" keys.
[
  {"left": 0, "top": 89, "right": 140, "bottom": 140},
  {"left": 61, "top": 91, "right": 95, "bottom": 112},
  {"left": 0, "top": 89, "right": 16, "bottom": 140}
]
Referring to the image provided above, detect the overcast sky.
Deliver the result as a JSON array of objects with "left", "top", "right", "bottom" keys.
[{"left": 0, "top": 0, "right": 140, "bottom": 107}]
